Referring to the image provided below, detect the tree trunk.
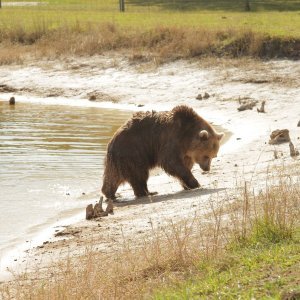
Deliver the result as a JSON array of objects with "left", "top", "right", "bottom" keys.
[
  {"left": 119, "top": 0, "right": 125, "bottom": 12},
  {"left": 245, "top": 0, "right": 251, "bottom": 11}
]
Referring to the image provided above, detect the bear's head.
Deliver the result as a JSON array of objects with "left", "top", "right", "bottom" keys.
[{"left": 187, "top": 129, "right": 224, "bottom": 172}]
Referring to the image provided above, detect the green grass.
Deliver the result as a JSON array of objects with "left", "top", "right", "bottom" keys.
[
  {"left": 0, "top": 0, "right": 299, "bottom": 37},
  {"left": 153, "top": 228, "right": 300, "bottom": 299}
]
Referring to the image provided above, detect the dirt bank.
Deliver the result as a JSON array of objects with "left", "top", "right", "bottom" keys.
[{"left": 0, "top": 56, "right": 299, "bottom": 280}]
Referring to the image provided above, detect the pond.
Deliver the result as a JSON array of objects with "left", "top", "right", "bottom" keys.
[{"left": 0, "top": 100, "right": 130, "bottom": 262}]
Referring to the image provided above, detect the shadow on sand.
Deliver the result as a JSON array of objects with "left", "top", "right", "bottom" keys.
[{"left": 113, "top": 187, "right": 226, "bottom": 208}]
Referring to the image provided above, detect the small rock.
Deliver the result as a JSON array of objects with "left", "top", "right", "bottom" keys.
[
  {"left": 89, "top": 95, "right": 96, "bottom": 101},
  {"left": 9, "top": 97, "right": 15, "bottom": 105},
  {"left": 82, "top": 192, "right": 85, "bottom": 195},
  {"left": 66, "top": 193, "right": 70, "bottom": 196},
  {"left": 234, "top": 164, "right": 238, "bottom": 167},
  {"left": 203, "top": 92, "right": 210, "bottom": 99},
  {"left": 274, "top": 150, "right": 278, "bottom": 159},
  {"left": 196, "top": 94, "right": 202, "bottom": 100},
  {"left": 137, "top": 104, "right": 144, "bottom": 107},
  {"left": 269, "top": 129, "right": 290, "bottom": 145},
  {"left": 86, "top": 204, "right": 94, "bottom": 220},
  {"left": 297, "top": 120, "right": 300, "bottom": 127}
]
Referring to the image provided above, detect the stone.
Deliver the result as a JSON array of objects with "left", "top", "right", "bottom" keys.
[
  {"left": 89, "top": 95, "right": 96, "bottom": 101},
  {"left": 203, "top": 92, "right": 210, "bottom": 99},
  {"left": 297, "top": 120, "right": 300, "bottom": 127},
  {"left": 9, "top": 97, "right": 15, "bottom": 105},
  {"left": 196, "top": 94, "right": 202, "bottom": 100},
  {"left": 86, "top": 204, "right": 94, "bottom": 220},
  {"left": 269, "top": 129, "right": 290, "bottom": 145}
]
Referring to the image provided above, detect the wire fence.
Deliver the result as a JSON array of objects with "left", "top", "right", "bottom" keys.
[
  {"left": 1, "top": 0, "right": 299, "bottom": 12},
  {"left": 0, "top": 0, "right": 123, "bottom": 11}
]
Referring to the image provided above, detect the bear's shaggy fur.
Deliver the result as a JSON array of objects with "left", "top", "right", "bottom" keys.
[{"left": 101, "top": 105, "right": 223, "bottom": 199}]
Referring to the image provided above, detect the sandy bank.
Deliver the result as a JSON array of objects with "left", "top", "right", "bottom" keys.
[{"left": 0, "top": 56, "right": 299, "bottom": 281}]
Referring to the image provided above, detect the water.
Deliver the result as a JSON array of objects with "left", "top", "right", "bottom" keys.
[{"left": 0, "top": 100, "right": 130, "bottom": 260}]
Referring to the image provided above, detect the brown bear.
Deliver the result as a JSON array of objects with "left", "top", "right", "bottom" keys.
[{"left": 101, "top": 105, "right": 224, "bottom": 199}]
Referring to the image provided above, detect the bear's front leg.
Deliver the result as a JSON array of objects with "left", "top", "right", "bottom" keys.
[{"left": 163, "top": 158, "right": 200, "bottom": 190}]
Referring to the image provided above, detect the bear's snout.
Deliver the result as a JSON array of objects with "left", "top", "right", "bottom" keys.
[
  {"left": 199, "top": 164, "right": 210, "bottom": 172},
  {"left": 199, "top": 157, "right": 212, "bottom": 172}
]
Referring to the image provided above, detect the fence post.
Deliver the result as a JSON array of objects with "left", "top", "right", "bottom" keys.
[{"left": 119, "top": 0, "right": 125, "bottom": 12}]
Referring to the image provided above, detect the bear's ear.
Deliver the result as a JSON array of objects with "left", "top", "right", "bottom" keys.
[
  {"left": 217, "top": 132, "right": 224, "bottom": 141},
  {"left": 199, "top": 130, "right": 209, "bottom": 140}
]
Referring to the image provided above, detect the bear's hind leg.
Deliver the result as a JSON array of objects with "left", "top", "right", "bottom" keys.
[
  {"left": 129, "top": 179, "right": 149, "bottom": 198},
  {"left": 128, "top": 171, "right": 150, "bottom": 198}
]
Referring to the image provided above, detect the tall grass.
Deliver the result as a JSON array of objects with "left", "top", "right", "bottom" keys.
[
  {"left": 1, "top": 165, "right": 299, "bottom": 299},
  {"left": 0, "top": 22, "right": 299, "bottom": 65}
]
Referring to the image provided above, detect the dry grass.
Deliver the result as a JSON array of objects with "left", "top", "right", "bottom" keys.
[
  {"left": 0, "top": 164, "right": 299, "bottom": 299},
  {"left": 0, "top": 23, "right": 299, "bottom": 65},
  {"left": 0, "top": 43, "right": 25, "bottom": 65}
]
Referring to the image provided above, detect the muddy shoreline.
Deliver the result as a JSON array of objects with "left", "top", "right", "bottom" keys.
[{"left": 0, "top": 56, "right": 299, "bottom": 281}]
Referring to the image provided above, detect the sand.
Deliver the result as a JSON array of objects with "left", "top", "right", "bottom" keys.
[{"left": 0, "top": 56, "right": 299, "bottom": 281}]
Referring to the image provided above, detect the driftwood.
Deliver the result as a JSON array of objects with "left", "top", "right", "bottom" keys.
[
  {"left": 269, "top": 129, "right": 290, "bottom": 145},
  {"left": 85, "top": 196, "right": 113, "bottom": 220},
  {"left": 257, "top": 100, "right": 266, "bottom": 113},
  {"left": 86, "top": 204, "right": 94, "bottom": 220},
  {"left": 237, "top": 99, "right": 258, "bottom": 111},
  {"left": 289, "top": 142, "right": 299, "bottom": 157}
]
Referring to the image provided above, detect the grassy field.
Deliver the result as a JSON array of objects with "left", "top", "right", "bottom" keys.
[
  {"left": 1, "top": 0, "right": 300, "bottom": 37},
  {"left": 0, "top": 0, "right": 299, "bottom": 63}
]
